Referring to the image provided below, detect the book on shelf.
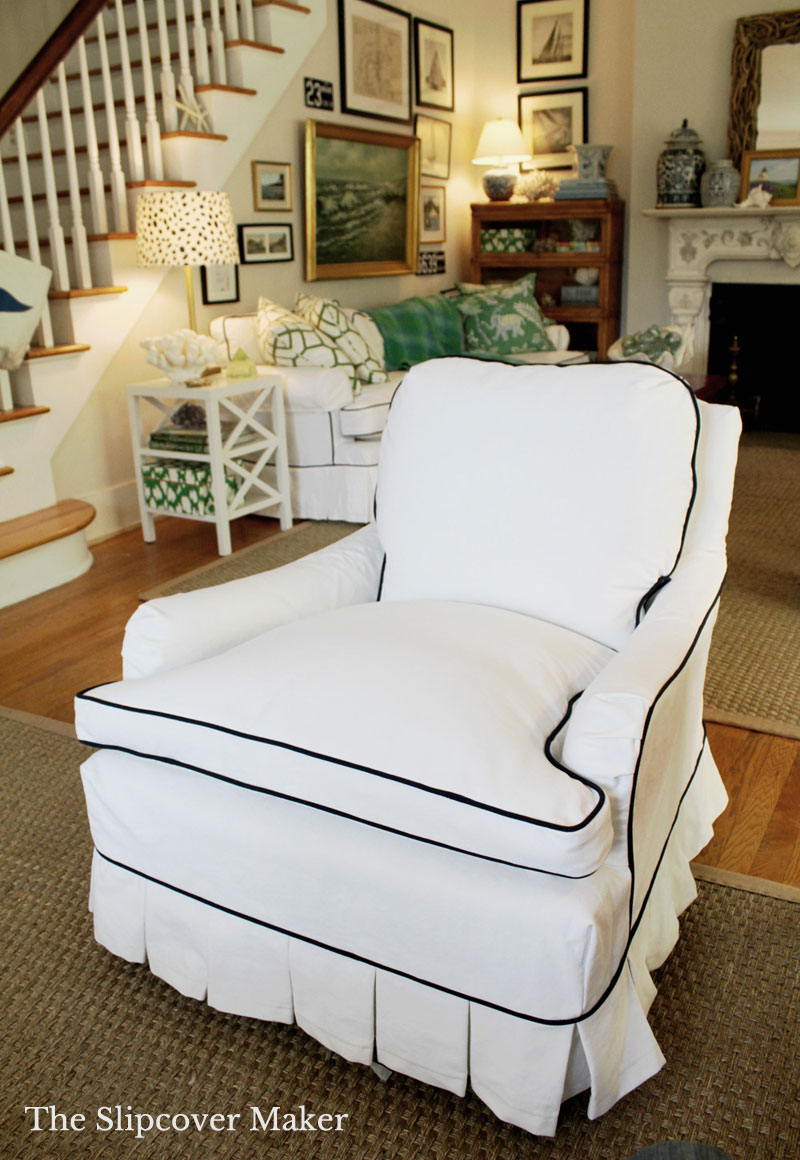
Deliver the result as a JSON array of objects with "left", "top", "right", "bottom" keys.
[{"left": 148, "top": 423, "right": 236, "bottom": 452}]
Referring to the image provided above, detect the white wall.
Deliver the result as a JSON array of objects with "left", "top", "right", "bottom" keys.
[
  {"left": 53, "top": 0, "right": 638, "bottom": 540},
  {"left": 626, "top": 0, "right": 787, "bottom": 334},
  {"left": 0, "top": 0, "right": 75, "bottom": 105}
]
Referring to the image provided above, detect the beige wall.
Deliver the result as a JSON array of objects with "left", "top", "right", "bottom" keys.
[
  {"left": 626, "top": 0, "right": 786, "bottom": 334},
  {"left": 0, "top": 0, "right": 76, "bottom": 102},
  {"left": 53, "top": 0, "right": 640, "bottom": 537}
]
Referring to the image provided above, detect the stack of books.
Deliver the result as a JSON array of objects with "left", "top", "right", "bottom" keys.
[
  {"left": 148, "top": 423, "right": 236, "bottom": 453},
  {"left": 554, "top": 179, "right": 618, "bottom": 201}
]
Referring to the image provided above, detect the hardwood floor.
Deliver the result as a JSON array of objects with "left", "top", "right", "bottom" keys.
[{"left": 1, "top": 513, "right": 798, "bottom": 888}]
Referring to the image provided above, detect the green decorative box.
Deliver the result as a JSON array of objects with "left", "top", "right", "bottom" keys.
[
  {"left": 142, "top": 460, "right": 239, "bottom": 516},
  {"left": 480, "top": 227, "right": 530, "bottom": 254}
]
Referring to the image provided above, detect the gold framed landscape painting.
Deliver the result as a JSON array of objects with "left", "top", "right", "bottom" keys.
[{"left": 305, "top": 120, "right": 420, "bottom": 280}]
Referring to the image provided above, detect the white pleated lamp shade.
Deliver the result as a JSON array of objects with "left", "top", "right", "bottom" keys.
[{"left": 136, "top": 190, "right": 239, "bottom": 267}]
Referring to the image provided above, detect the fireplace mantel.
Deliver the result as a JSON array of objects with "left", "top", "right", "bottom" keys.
[{"left": 643, "top": 206, "right": 800, "bottom": 373}]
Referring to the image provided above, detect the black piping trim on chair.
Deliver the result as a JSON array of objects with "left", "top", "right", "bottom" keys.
[
  {"left": 75, "top": 689, "right": 606, "bottom": 833},
  {"left": 624, "top": 578, "right": 725, "bottom": 928},
  {"left": 79, "top": 740, "right": 598, "bottom": 880},
  {"left": 90, "top": 736, "right": 705, "bottom": 1028}
]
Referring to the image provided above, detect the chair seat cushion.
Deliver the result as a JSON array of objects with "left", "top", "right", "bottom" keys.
[
  {"left": 338, "top": 379, "right": 398, "bottom": 438},
  {"left": 76, "top": 601, "right": 615, "bottom": 878}
]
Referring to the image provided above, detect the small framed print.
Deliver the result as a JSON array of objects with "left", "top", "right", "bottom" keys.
[
  {"left": 419, "top": 183, "right": 446, "bottom": 244},
  {"left": 200, "top": 263, "right": 239, "bottom": 305},
  {"left": 414, "top": 18, "right": 454, "bottom": 112},
  {"left": 338, "top": 0, "right": 412, "bottom": 122},
  {"left": 517, "top": 0, "right": 589, "bottom": 84},
  {"left": 238, "top": 223, "right": 294, "bottom": 264},
  {"left": 251, "top": 161, "right": 293, "bottom": 211},
  {"left": 518, "top": 87, "right": 587, "bottom": 170},
  {"left": 415, "top": 113, "right": 451, "bottom": 179},
  {"left": 740, "top": 148, "right": 800, "bottom": 206}
]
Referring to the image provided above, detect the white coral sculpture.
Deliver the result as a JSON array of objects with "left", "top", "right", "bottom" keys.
[{"left": 141, "top": 330, "right": 222, "bottom": 382}]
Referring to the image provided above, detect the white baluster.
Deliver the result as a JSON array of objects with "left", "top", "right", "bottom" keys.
[
  {"left": 174, "top": 0, "right": 196, "bottom": 105},
  {"left": 57, "top": 62, "right": 92, "bottom": 288},
  {"left": 0, "top": 145, "right": 17, "bottom": 254},
  {"left": 77, "top": 37, "right": 109, "bottom": 235},
  {"left": 135, "top": 0, "right": 163, "bottom": 177},
  {"left": 154, "top": 0, "right": 178, "bottom": 132},
  {"left": 35, "top": 90, "right": 70, "bottom": 290},
  {"left": 0, "top": 370, "right": 12, "bottom": 412},
  {"left": 114, "top": 0, "right": 145, "bottom": 181},
  {"left": 14, "top": 119, "right": 54, "bottom": 348},
  {"left": 223, "top": 0, "right": 240, "bottom": 42},
  {"left": 240, "top": 0, "right": 256, "bottom": 42},
  {"left": 192, "top": 0, "right": 211, "bottom": 86},
  {"left": 95, "top": 10, "right": 129, "bottom": 232},
  {"left": 208, "top": 0, "right": 227, "bottom": 84}
]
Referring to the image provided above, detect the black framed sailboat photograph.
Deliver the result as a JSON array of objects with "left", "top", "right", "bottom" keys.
[{"left": 517, "top": 0, "right": 589, "bottom": 84}]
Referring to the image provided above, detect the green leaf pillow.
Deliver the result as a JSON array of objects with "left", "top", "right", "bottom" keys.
[
  {"left": 453, "top": 275, "right": 555, "bottom": 355},
  {"left": 295, "top": 292, "right": 388, "bottom": 385},
  {"left": 256, "top": 298, "right": 358, "bottom": 390}
]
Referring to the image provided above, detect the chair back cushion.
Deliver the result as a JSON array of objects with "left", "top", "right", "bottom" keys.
[{"left": 376, "top": 358, "right": 700, "bottom": 650}]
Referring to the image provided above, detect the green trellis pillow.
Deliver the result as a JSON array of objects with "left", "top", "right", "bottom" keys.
[
  {"left": 295, "top": 292, "right": 388, "bottom": 385},
  {"left": 453, "top": 275, "right": 555, "bottom": 355},
  {"left": 256, "top": 298, "right": 357, "bottom": 389}
]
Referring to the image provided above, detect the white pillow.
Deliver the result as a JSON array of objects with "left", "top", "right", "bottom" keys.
[
  {"left": 295, "top": 292, "right": 388, "bottom": 385},
  {"left": 256, "top": 298, "right": 357, "bottom": 389}
]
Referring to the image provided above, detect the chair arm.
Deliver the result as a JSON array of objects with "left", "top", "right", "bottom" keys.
[
  {"left": 121, "top": 523, "right": 384, "bottom": 679},
  {"left": 560, "top": 553, "right": 726, "bottom": 880}
]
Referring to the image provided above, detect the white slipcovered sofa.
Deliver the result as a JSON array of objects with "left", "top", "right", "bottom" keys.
[
  {"left": 209, "top": 309, "right": 576, "bottom": 523},
  {"left": 75, "top": 358, "right": 740, "bottom": 1136}
]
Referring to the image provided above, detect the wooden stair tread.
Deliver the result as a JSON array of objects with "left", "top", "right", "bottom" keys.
[
  {"left": 161, "top": 130, "right": 228, "bottom": 141},
  {"left": 0, "top": 406, "right": 51, "bottom": 424},
  {"left": 195, "top": 84, "right": 257, "bottom": 95},
  {"left": 26, "top": 344, "right": 91, "bottom": 360},
  {"left": 226, "top": 39, "right": 284, "bottom": 54},
  {"left": 0, "top": 466, "right": 14, "bottom": 477},
  {"left": 127, "top": 179, "right": 196, "bottom": 188},
  {"left": 49, "top": 285, "right": 128, "bottom": 299},
  {"left": 0, "top": 499, "right": 95, "bottom": 562},
  {"left": 87, "top": 231, "right": 136, "bottom": 242},
  {"left": 255, "top": 0, "right": 311, "bottom": 11}
]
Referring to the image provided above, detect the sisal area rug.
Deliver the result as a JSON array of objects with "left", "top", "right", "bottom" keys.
[
  {"left": 1, "top": 708, "right": 799, "bottom": 1160},
  {"left": 142, "top": 433, "right": 800, "bottom": 740}
]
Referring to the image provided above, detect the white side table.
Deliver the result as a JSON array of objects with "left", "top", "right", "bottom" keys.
[{"left": 127, "top": 369, "right": 292, "bottom": 556}]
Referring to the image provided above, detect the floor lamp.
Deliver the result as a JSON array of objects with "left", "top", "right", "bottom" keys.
[{"left": 135, "top": 190, "right": 239, "bottom": 332}]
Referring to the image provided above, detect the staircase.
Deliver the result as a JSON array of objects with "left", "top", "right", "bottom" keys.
[{"left": 0, "top": 0, "right": 326, "bottom": 608}]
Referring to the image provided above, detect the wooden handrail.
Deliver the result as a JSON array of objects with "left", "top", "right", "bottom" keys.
[{"left": 0, "top": 0, "right": 110, "bottom": 141}]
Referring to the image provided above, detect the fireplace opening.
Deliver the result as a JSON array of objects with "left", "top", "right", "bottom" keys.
[{"left": 707, "top": 283, "right": 799, "bottom": 431}]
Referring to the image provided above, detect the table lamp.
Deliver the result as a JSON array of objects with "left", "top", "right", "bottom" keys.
[
  {"left": 472, "top": 119, "right": 532, "bottom": 201},
  {"left": 136, "top": 189, "right": 239, "bottom": 331}
]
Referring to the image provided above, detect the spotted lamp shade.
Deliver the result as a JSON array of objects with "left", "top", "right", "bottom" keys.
[{"left": 135, "top": 190, "right": 239, "bottom": 267}]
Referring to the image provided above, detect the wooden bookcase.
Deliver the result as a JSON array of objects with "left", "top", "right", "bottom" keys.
[{"left": 469, "top": 199, "right": 625, "bottom": 360}]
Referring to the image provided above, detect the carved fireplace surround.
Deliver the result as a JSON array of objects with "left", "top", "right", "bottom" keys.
[{"left": 643, "top": 206, "right": 800, "bottom": 375}]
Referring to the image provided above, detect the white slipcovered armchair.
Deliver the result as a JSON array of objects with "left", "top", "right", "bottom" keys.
[{"left": 75, "top": 359, "right": 741, "bottom": 1136}]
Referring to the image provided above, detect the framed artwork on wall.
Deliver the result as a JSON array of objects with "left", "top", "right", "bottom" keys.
[
  {"left": 740, "top": 148, "right": 800, "bottom": 205},
  {"left": 415, "top": 113, "right": 451, "bottom": 179},
  {"left": 251, "top": 161, "right": 293, "bottom": 211},
  {"left": 414, "top": 18, "right": 454, "bottom": 111},
  {"left": 518, "top": 87, "right": 587, "bottom": 170},
  {"left": 305, "top": 120, "right": 420, "bottom": 280},
  {"left": 238, "top": 223, "right": 294, "bottom": 264},
  {"left": 338, "top": 0, "right": 412, "bottom": 122},
  {"left": 200, "top": 263, "right": 239, "bottom": 305},
  {"left": 517, "top": 0, "right": 589, "bottom": 84},
  {"left": 419, "top": 183, "right": 446, "bottom": 244}
]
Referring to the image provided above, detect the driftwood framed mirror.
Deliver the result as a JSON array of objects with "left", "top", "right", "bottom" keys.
[{"left": 728, "top": 10, "right": 800, "bottom": 171}]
